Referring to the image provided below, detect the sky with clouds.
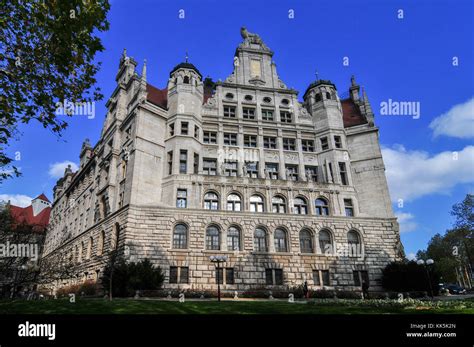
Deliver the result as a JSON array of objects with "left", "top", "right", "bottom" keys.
[{"left": 1, "top": 0, "right": 473, "bottom": 258}]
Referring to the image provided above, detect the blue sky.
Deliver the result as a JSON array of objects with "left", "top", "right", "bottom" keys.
[{"left": 1, "top": 0, "right": 473, "bottom": 258}]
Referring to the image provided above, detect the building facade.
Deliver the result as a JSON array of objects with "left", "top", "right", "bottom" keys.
[{"left": 42, "top": 28, "right": 403, "bottom": 293}]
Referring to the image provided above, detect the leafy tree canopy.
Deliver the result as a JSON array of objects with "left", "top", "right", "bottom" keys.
[{"left": 0, "top": 0, "right": 110, "bottom": 183}]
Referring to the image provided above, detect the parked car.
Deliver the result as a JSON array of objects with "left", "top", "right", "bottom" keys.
[{"left": 445, "top": 284, "right": 467, "bottom": 295}]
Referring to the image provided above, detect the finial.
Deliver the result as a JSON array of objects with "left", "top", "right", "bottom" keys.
[
  {"left": 362, "top": 86, "right": 367, "bottom": 101},
  {"left": 142, "top": 59, "right": 147, "bottom": 80},
  {"left": 315, "top": 69, "right": 319, "bottom": 82},
  {"left": 185, "top": 51, "right": 189, "bottom": 63},
  {"left": 122, "top": 48, "right": 127, "bottom": 58},
  {"left": 351, "top": 75, "right": 356, "bottom": 86}
]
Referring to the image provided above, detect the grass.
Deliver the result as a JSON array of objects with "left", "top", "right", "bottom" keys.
[{"left": 0, "top": 298, "right": 473, "bottom": 315}]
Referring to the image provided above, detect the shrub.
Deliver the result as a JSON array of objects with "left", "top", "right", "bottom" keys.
[
  {"left": 102, "top": 258, "right": 165, "bottom": 297},
  {"left": 382, "top": 261, "right": 440, "bottom": 294},
  {"left": 78, "top": 280, "right": 99, "bottom": 296},
  {"left": 336, "top": 290, "right": 362, "bottom": 299},
  {"left": 312, "top": 289, "right": 335, "bottom": 299}
]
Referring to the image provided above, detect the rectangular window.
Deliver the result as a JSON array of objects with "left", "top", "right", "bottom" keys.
[
  {"left": 181, "top": 122, "right": 189, "bottom": 135},
  {"left": 193, "top": 153, "right": 199, "bottom": 174},
  {"left": 216, "top": 268, "right": 223, "bottom": 285},
  {"left": 265, "top": 269, "right": 273, "bottom": 285},
  {"left": 223, "top": 105, "right": 236, "bottom": 118},
  {"left": 321, "top": 137, "right": 329, "bottom": 150},
  {"left": 224, "top": 161, "right": 238, "bottom": 176},
  {"left": 179, "top": 150, "right": 187, "bottom": 174},
  {"left": 226, "top": 268, "right": 235, "bottom": 285},
  {"left": 305, "top": 165, "right": 318, "bottom": 182},
  {"left": 344, "top": 199, "right": 354, "bottom": 217},
  {"left": 313, "top": 270, "right": 321, "bottom": 286},
  {"left": 180, "top": 267, "right": 189, "bottom": 284},
  {"left": 203, "top": 159, "right": 217, "bottom": 176},
  {"left": 169, "top": 266, "right": 178, "bottom": 284},
  {"left": 339, "top": 162, "right": 348, "bottom": 185},
  {"left": 169, "top": 123, "right": 175, "bottom": 136},
  {"left": 245, "top": 161, "right": 258, "bottom": 178},
  {"left": 261, "top": 109, "right": 274, "bottom": 121},
  {"left": 244, "top": 135, "right": 257, "bottom": 148},
  {"left": 203, "top": 131, "right": 217, "bottom": 144},
  {"left": 321, "top": 270, "right": 330, "bottom": 286},
  {"left": 263, "top": 136, "right": 277, "bottom": 149},
  {"left": 286, "top": 165, "right": 298, "bottom": 181},
  {"left": 242, "top": 107, "right": 256, "bottom": 120},
  {"left": 274, "top": 269, "right": 284, "bottom": 285},
  {"left": 283, "top": 138, "right": 296, "bottom": 151},
  {"left": 194, "top": 125, "right": 200, "bottom": 139},
  {"left": 265, "top": 163, "right": 279, "bottom": 180},
  {"left": 223, "top": 133, "right": 237, "bottom": 146},
  {"left": 167, "top": 151, "right": 173, "bottom": 175},
  {"left": 302, "top": 139, "right": 315, "bottom": 152},
  {"left": 334, "top": 135, "right": 342, "bottom": 149},
  {"left": 176, "top": 189, "right": 187, "bottom": 208},
  {"left": 353, "top": 270, "right": 361, "bottom": 286},
  {"left": 280, "top": 111, "right": 292, "bottom": 123}
]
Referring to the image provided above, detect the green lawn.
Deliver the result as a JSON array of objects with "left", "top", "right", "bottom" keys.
[{"left": 0, "top": 298, "right": 472, "bottom": 314}]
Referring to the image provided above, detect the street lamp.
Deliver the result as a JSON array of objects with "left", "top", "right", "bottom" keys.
[
  {"left": 209, "top": 255, "right": 228, "bottom": 302},
  {"left": 417, "top": 258, "right": 435, "bottom": 299}
]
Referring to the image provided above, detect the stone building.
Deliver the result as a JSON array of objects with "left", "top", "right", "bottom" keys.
[{"left": 42, "top": 28, "right": 403, "bottom": 293}]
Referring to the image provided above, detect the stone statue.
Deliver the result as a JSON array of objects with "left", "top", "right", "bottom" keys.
[{"left": 240, "top": 27, "right": 263, "bottom": 45}]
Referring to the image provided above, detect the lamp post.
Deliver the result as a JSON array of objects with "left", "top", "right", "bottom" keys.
[
  {"left": 417, "top": 259, "right": 435, "bottom": 300},
  {"left": 210, "top": 255, "right": 228, "bottom": 302}
]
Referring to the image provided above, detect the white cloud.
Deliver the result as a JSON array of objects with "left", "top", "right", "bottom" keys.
[
  {"left": 406, "top": 252, "right": 417, "bottom": 261},
  {"left": 395, "top": 212, "right": 418, "bottom": 233},
  {"left": 0, "top": 194, "right": 33, "bottom": 207},
  {"left": 429, "top": 97, "right": 474, "bottom": 139},
  {"left": 382, "top": 145, "right": 474, "bottom": 202},
  {"left": 48, "top": 161, "right": 78, "bottom": 179}
]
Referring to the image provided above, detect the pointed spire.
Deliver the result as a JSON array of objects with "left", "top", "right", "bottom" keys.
[
  {"left": 351, "top": 75, "right": 356, "bottom": 87},
  {"left": 122, "top": 48, "right": 127, "bottom": 59},
  {"left": 142, "top": 59, "right": 147, "bottom": 81}
]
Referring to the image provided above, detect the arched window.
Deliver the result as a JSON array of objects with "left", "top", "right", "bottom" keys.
[
  {"left": 254, "top": 228, "right": 267, "bottom": 252},
  {"left": 114, "top": 223, "right": 120, "bottom": 250},
  {"left": 347, "top": 230, "right": 360, "bottom": 245},
  {"left": 204, "top": 192, "right": 219, "bottom": 210},
  {"left": 315, "top": 198, "right": 329, "bottom": 216},
  {"left": 227, "top": 226, "right": 241, "bottom": 251},
  {"left": 86, "top": 236, "right": 93, "bottom": 259},
  {"left": 227, "top": 193, "right": 242, "bottom": 211},
  {"left": 183, "top": 76, "right": 190, "bottom": 84},
  {"left": 206, "top": 225, "right": 220, "bottom": 250},
  {"left": 250, "top": 194, "right": 264, "bottom": 213},
  {"left": 173, "top": 223, "right": 188, "bottom": 249},
  {"left": 79, "top": 242, "right": 84, "bottom": 262},
  {"left": 319, "top": 229, "right": 333, "bottom": 255},
  {"left": 293, "top": 196, "right": 308, "bottom": 214},
  {"left": 274, "top": 228, "right": 288, "bottom": 252},
  {"left": 98, "top": 230, "right": 105, "bottom": 256},
  {"left": 315, "top": 93, "right": 322, "bottom": 102},
  {"left": 299, "top": 229, "right": 313, "bottom": 253},
  {"left": 272, "top": 195, "right": 286, "bottom": 213},
  {"left": 325, "top": 92, "right": 331, "bottom": 100}
]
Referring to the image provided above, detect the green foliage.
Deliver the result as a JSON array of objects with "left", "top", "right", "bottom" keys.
[
  {"left": 102, "top": 258, "right": 164, "bottom": 297},
  {"left": 0, "top": 0, "right": 110, "bottom": 183},
  {"left": 415, "top": 194, "right": 473, "bottom": 286},
  {"left": 382, "top": 261, "right": 440, "bottom": 294}
]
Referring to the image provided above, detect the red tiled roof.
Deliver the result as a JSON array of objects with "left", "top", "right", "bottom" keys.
[
  {"left": 341, "top": 98, "right": 368, "bottom": 128},
  {"left": 146, "top": 84, "right": 168, "bottom": 109},
  {"left": 34, "top": 193, "right": 50, "bottom": 203},
  {"left": 10, "top": 205, "right": 51, "bottom": 233}
]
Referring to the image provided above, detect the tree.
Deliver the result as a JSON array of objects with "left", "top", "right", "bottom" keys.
[
  {"left": 0, "top": 0, "right": 110, "bottom": 183},
  {"left": 0, "top": 202, "right": 74, "bottom": 297},
  {"left": 415, "top": 194, "right": 473, "bottom": 288},
  {"left": 102, "top": 258, "right": 164, "bottom": 298},
  {"left": 382, "top": 261, "right": 440, "bottom": 294}
]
